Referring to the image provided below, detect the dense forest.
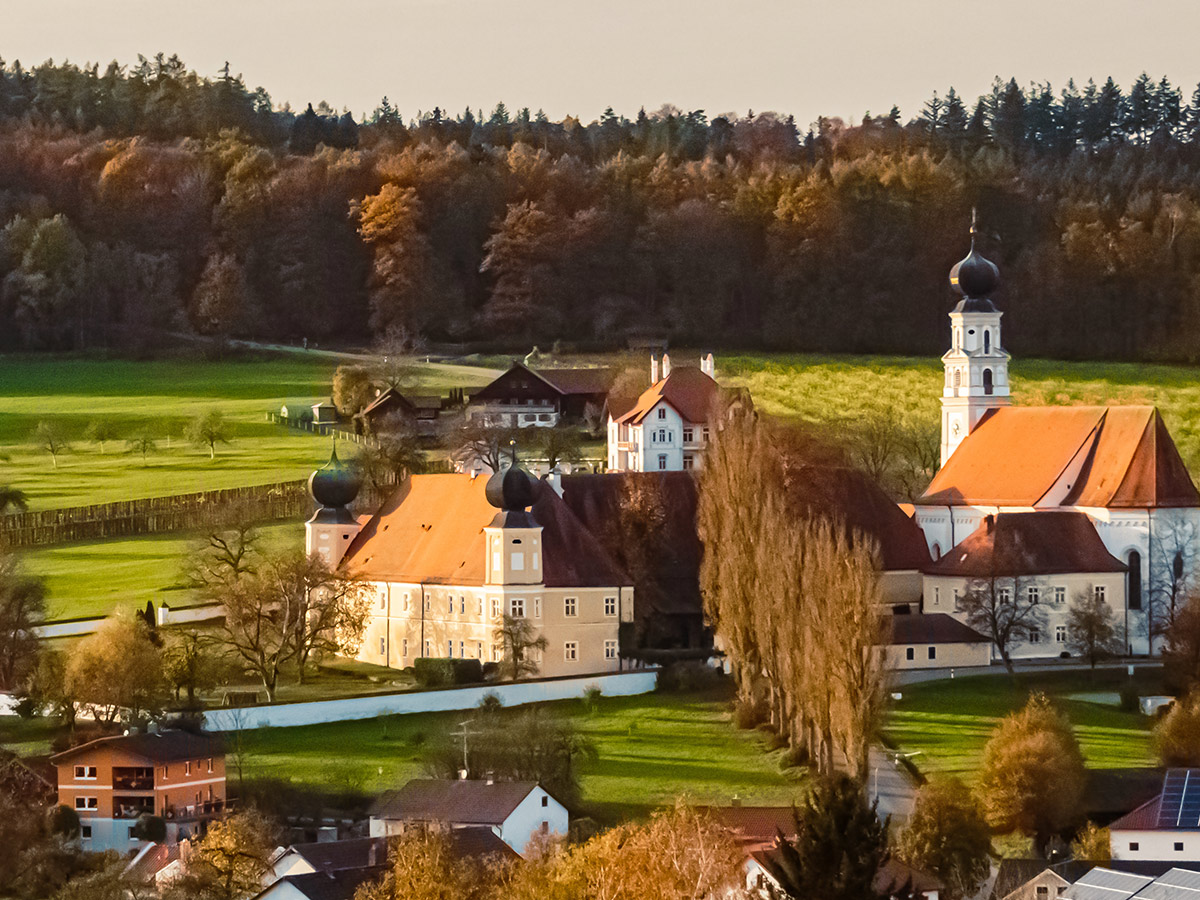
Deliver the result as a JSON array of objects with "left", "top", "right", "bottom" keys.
[{"left": 3, "top": 55, "right": 1200, "bottom": 360}]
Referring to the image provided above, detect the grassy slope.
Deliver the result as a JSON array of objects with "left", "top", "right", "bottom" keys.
[
  {"left": 0, "top": 355, "right": 495, "bottom": 510},
  {"left": 883, "top": 669, "right": 1159, "bottom": 780},
  {"left": 239, "top": 687, "right": 803, "bottom": 822},
  {"left": 23, "top": 522, "right": 302, "bottom": 621}
]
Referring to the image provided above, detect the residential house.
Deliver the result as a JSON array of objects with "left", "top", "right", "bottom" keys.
[
  {"left": 467, "top": 363, "right": 613, "bottom": 428},
  {"left": 606, "top": 352, "right": 731, "bottom": 473},
  {"left": 355, "top": 386, "right": 448, "bottom": 435},
  {"left": 305, "top": 449, "right": 634, "bottom": 678},
  {"left": 922, "top": 512, "right": 1127, "bottom": 660},
  {"left": 50, "top": 731, "right": 226, "bottom": 852},
  {"left": 368, "top": 778, "right": 567, "bottom": 855},
  {"left": 253, "top": 869, "right": 384, "bottom": 900},
  {"left": 910, "top": 224, "right": 1200, "bottom": 656},
  {"left": 1110, "top": 769, "right": 1200, "bottom": 861},
  {"left": 1063, "top": 866, "right": 1200, "bottom": 899},
  {"left": 991, "top": 859, "right": 1200, "bottom": 900}
]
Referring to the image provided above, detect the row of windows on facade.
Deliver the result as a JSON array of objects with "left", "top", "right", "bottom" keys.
[
  {"left": 952, "top": 326, "right": 996, "bottom": 354},
  {"left": 75, "top": 784, "right": 218, "bottom": 815},
  {"left": 380, "top": 636, "right": 619, "bottom": 662},
  {"left": 72, "top": 758, "right": 214, "bottom": 781},
  {"left": 933, "top": 584, "right": 1108, "bottom": 607},
  {"left": 1127, "top": 840, "right": 1188, "bottom": 852},
  {"left": 379, "top": 594, "right": 619, "bottom": 618}
]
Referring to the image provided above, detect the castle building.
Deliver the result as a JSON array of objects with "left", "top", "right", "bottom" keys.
[
  {"left": 911, "top": 223, "right": 1200, "bottom": 656},
  {"left": 305, "top": 448, "right": 634, "bottom": 678}
]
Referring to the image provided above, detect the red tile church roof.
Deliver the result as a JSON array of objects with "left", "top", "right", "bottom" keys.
[{"left": 921, "top": 406, "right": 1199, "bottom": 509}]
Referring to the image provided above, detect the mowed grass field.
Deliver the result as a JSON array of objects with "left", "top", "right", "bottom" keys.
[
  {"left": 883, "top": 668, "right": 1160, "bottom": 781},
  {"left": 23, "top": 522, "right": 302, "bottom": 621},
  {"left": 238, "top": 687, "right": 803, "bottom": 822},
  {"left": 0, "top": 354, "right": 497, "bottom": 511}
]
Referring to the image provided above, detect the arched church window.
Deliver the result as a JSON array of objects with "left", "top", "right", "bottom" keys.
[
  {"left": 984, "top": 331, "right": 991, "bottom": 353},
  {"left": 1128, "top": 550, "right": 1142, "bottom": 611},
  {"left": 983, "top": 369, "right": 994, "bottom": 395},
  {"left": 931, "top": 543, "right": 942, "bottom": 561}
]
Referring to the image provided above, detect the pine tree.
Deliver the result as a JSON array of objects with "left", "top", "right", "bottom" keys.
[
  {"left": 919, "top": 91, "right": 943, "bottom": 136},
  {"left": 1097, "top": 77, "right": 1125, "bottom": 144},
  {"left": 1154, "top": 76, "right": 1182, "bottom": 143},
  {"left": 942, "top": 88, "right": 968, "bottom": 139},
  {"left": 1125, "top": 72, "right": 1154, "bottom": 144}
]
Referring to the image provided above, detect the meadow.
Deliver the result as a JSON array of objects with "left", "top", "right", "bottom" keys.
[
  {"left": 23, "top": 522, "right": 302, "bottom": 621},
  {"left": 883, "top": 668, "right": 1160, "bottom": 780},
  {"left": 234, "top": 685, "right": 803, "bottom": 823},
  {"left": 0, "top": 353, "right": 497, "bottom": 511}
]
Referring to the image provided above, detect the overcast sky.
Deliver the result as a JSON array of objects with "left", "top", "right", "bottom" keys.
[{"left": 8, "top": 0, "right": 1200, "bottom": 127}]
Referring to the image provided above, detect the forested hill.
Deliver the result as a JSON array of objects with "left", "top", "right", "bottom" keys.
[{"left": 3, "top": 56, "right": 1200, "bottom": 361}]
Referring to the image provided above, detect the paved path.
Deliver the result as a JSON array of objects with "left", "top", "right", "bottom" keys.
[
  {"left": 225, "top": 338, "right": 505, "bottom": 379},
  {"left": 891, "top": 658, "right": 1161, "bottom": 686},
  {"left": 869, "top": 744, "right": 918, "bottom": 827}
]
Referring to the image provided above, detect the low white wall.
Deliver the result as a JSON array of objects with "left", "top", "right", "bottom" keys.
[
  {"left": 203, "top": 669, "right": 658, "bottom": 731},
  {"left": 34, "top": 603, "right": 223, "bottom": 640}
]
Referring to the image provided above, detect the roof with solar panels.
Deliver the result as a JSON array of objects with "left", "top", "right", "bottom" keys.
[{"left": 1109, "top": 770, "right": 1200, "bottom": 832}]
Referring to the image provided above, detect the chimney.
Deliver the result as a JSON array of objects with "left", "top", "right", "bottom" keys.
[
  {"left": 545, "top": 466, "right": 563, "bottom": 497},
  {"left": 731, "top": 794, "right": 742, "bottom": 808},
  {"left": 985, "top": 513, "right": 995, "bottom": 533},
  {"left": 650, "top": 351, "right": 660, "bottom": 385},
  {"left": 701, "top": 352, "right": 715, "bottom": 378},
  {"left": 661, "top": 352, "right": 672, "bottom": 380},
  {"left": 368, "top": 839, "right": 379, "bottom": 867},
  {"left": 485, "top": 771, "right": 495, "bottom": 786}
]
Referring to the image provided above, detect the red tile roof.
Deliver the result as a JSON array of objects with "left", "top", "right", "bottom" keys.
[
  {"left": 924, "top": 511, "right": 1126, "bottom": 578},
  {"left": 342, "top": 474, "right": 631, "bottom": 588},
  {"left": 1109, "top": 796, "right": 1163, "bottom": 831},
  {"left": 534, "top": 367, "right": 614, "bottom": 396},
  {"left": 922, "top": 407, "right": 1199, "bottom": 509},
  {"left": 616, "top": 366, "right": 722, "bottom": 425},
  {"left": 693, "top": 806, "right": 798, "bottom": 848}
]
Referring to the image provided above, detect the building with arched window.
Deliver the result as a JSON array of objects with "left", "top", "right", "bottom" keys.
[{"left": 910, "top": 219, "right": 1200, "bottom": 657}]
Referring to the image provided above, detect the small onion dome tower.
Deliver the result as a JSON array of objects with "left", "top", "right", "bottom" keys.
[
  {"left": 940, "top": 210, "right": 1011, "bottom": 467},
  {"left": 484, "top": 442, "right": 544, "bottom": 586},
  {"left": 305, "top": 445, "right": 364, "bottom": 566}
]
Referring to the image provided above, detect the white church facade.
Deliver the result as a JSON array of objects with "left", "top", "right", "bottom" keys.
[{"left": 910, "top": 218, "right": 1200, "bottom": 658}]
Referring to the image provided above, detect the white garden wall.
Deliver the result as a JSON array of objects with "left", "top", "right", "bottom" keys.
[{"left": 202, "top": 669, "right": 658, "bottom": 731}]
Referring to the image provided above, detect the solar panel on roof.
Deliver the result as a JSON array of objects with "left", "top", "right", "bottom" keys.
[{"left": 1156, "top": 770, "right": 1200, "bottom": 830}]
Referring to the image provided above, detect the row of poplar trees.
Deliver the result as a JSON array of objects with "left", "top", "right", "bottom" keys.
[{"left": 698, "top": 414, "right": 887, "bottom": 781}]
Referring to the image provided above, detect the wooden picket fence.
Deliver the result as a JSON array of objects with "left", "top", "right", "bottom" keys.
[{"left": 0, "top": 479, "right": 395, "bottom": 549}]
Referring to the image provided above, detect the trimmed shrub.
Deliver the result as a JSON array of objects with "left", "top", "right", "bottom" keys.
[{"left": 413, "top": 657, "right": 484, "bottom": 687}]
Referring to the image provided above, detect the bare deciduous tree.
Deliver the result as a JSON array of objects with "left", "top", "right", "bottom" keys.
[
  {"left": 494, "top": 613, "right": 548, "bottom": 681},
  {"left": 958, "top": 564, "right": 1048, "bottom": 675}
]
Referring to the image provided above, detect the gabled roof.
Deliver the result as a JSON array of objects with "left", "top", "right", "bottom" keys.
[
  {"left": 616, "top": 366, "right": 722, "bottom": 426},
  {"left": 368, "top": 779, "right": 543, "bottom": 826},
  {"left": 885, "top": 613, "right": 988, "bottom": 645},
  {"left": 342, "top": 473, "right": 630, "bottom": 588},
  {"left": 560, "top": 472, "right": 702, "bottom": 617},
  {"left": 288, "top": 838, "right": 387, "bottom": 873},
  {"left": 50, "top": 731, "right": 223, "bottom": 765},
  {"left": 784, "top": 466, "right": 932, "bottom": 572},
  {"left": 124, "top": 842, "right": 181, "bottom": 884},
  {"left": 358, "top": 388, "right": 443, "bottom": 421},
  {"left": 925, "top": 511, "right": 1126, "bottom": 578},
  {"left": 1109, "top": 768, "right": 1200, "bottom": 832},
  {"left": 533, "top": 367, "right": 614, "bottom": 396},
  {"left": 922, "top": 406, "right": 1200, "bottom": 509},
  {"left": 692, "top": 806, "right": 798, "bottom": 849}
]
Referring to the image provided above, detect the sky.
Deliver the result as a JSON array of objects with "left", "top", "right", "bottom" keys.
[{"left": 7, "top": 0, "right": 1200, "bottom": 128}]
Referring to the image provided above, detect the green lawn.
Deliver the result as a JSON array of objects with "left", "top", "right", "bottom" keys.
[
  {"left": 0, "top": 354, "right": 495, "bottom": 510},
  {"left": 883, "top": 669, "right": 1160, "bottom": 781},
  {"left": 23, "top": 522, "right": 302, "bottom": 621},
  {"left": 238, "top": 686, "right": 803, "bottom": 822}
]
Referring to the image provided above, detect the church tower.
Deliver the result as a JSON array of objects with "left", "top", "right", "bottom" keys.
[{"left": 940, "top": 215, "right": 1011, "bottom": 466}]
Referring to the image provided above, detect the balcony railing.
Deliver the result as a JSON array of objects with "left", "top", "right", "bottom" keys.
[
  {"left": 114, "top": 797, "right": 156, "bottom": 819},
  {"left": 163, "top": 798, "right": 232, "bottom": 821},
  {"left": 113, "top": 775, "right": 154, "bottom": 791}
]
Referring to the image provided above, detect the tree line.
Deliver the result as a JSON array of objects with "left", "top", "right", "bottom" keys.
[{"left": 5, "top": 59, "right": 1200, "bottom": 359}]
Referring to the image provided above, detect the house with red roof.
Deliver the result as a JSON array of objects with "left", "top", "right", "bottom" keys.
[
  {"left": 911, "top": 221, "right": 1200, "bottom": 657},
  {"left": 1109, "top": 769, "right": 1200, "bottom": 862},
  {"left": 606, "top": 352, "right": 747, "bottom": 473},
  {"left": 305, "top": 448, "right": 633, "bottom": 677}
]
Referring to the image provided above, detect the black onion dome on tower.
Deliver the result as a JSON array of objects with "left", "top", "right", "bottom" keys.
[
  {"left": 486, "top": 458, "right": 538, "bottom": 511},
  {"left": 949, "top": 212, "right": 1000, "bottom": 312},
  {"left": 309, "top": 446, "right": 362, "bottom": 509}
]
